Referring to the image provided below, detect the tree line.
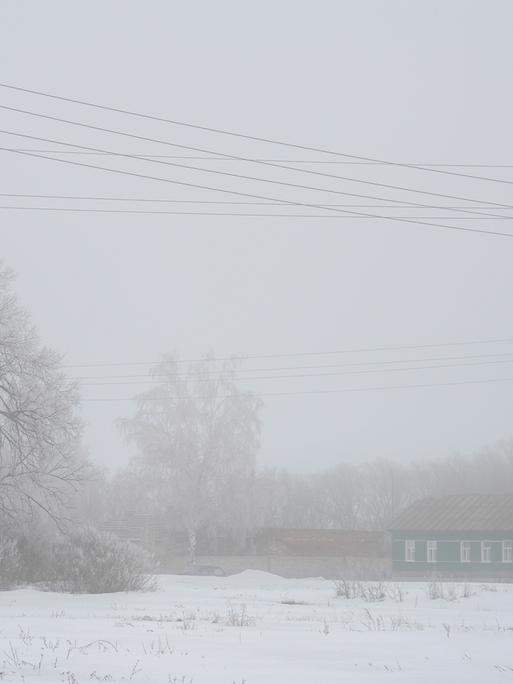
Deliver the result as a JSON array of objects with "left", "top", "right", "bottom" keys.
[
  {"left": 2, "top": 259, "right": 513, "bottom": 569},
  {"left": 84, "top": 438, "right": 513, "bottom": 556}
]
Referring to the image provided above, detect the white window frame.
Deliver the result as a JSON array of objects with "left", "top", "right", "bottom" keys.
[
  {"left": 502, "top": 541, "right": 513, "bottom": 563},
  {"left": 405, "top": 539, "right": 415, "bottom": 562},
  {"left": 481, "top": 541, "right": 492, "bottom": 563},
  {"left": 461, "top": 541, "right": 471, "bottom": 563},
  {"left": 427, "top": 540, "right": 437, "bottom": 563}
]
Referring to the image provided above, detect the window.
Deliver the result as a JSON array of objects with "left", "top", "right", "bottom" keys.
[
  {"left": 461, "top": 541, "right": 471, "bottom": 563},
  {"left": 405, "top": 539, "right": 415, "bottom": 562},
  {"left": 481, "top": 542, "right": 492, "bottom": 563},
  {"left": 427, "top": 540, "right": 437, "bottom": 563},
  {"left": 503, "top": 541, "right": 513, "bottom": 563}
]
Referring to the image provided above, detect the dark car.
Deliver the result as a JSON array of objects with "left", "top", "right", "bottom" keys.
[{"left": 184, "top": 563, "right": 226, "bottom": 577}]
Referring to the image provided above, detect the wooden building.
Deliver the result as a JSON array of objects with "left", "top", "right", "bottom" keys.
[
  {"left": 254, "top": 528, "right": 384, "bottom": 558},
  {"left": 390, "top": 494, "right": 513, "bottom": 579}
]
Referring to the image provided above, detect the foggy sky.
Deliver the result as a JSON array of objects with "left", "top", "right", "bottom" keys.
[{"left": 1, "top": 0, "right": 513, "bottom": 472}]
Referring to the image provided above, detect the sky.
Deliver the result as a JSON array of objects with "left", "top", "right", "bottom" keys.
[{"left": 1, "top": 0, "right": 513, "bottom": 472}]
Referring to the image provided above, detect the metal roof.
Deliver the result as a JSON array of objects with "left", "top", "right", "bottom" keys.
[{"left": 390, "top": 494, "right": 513, "bottom": 531}]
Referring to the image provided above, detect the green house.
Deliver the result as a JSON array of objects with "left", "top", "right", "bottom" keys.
[{"left": 390, "top": 495, "right": 513, "bottom": 579}]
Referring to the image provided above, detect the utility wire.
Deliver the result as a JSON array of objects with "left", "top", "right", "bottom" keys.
[
  {"left": 5, "top": 147, "right": 513, "bottom": 169},
  {"left": 9, "top": 128, "right": 500, "bottom": 220},
  {"left": 4, "top": 193, "right": 513, "bottom": 212},
  {"left": 79, "top": 375, "right": 513, "bottom": 402},
  {"left": 76, "top": 358, "right": 513, "bottom": 386},
  {"left": 69, "top": 351, "right": 513, "bottom": 380},
  {"left": 61, "top": 337, "right": 513, "bottom": 368},
  {"left": 5, "top": 150, "right": 513, "bottom": 167},
  {"left": 3, "top": 205, "right": 513, "bottom": 220},
  {"left": 1, "top": 81, "right": 511, "bottom": 186},
  {"left": 0, "top": 104, "right": 508, "bottom": 222},
  {"left": 2, "top": 139, "right": 513, "bottom": 238}
]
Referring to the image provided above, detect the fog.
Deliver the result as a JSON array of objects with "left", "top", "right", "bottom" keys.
[
  {"left": 1, "top": 1, "right": 513, "bottom": 473},
  {"left": 2, "top": 3, "right": 513, "bottom": 681}
]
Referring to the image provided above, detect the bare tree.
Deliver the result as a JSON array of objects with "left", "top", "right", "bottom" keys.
[
  {"left": 253, "top": 465, "right": 363, "bottom": 530},
  {"left": 358, "top": 458, "right": 412, "bottom": 530},
  {"left": 0, "top": 263, "right": 84, "bottom": 525},
  {"left": 119, "top": 354, "right": 262, "bottom": 561},
  {"left": 315, "top": 464, "right": 362, "bottom": 529}
]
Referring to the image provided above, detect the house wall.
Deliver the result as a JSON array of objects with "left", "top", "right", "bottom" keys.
[{"left": 391, "top": 530, "right": 513, "bottom": 579}]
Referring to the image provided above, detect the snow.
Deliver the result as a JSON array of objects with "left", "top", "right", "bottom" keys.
[{"left": 0, "top": 573, "right": 512, "bottom": 682}]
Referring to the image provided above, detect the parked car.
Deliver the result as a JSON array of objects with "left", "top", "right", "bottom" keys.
[{"left": 184, "top": 563, "right": 226, "bottom": 577}]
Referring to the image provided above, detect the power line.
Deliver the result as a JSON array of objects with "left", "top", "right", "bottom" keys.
[
  {"left": 7, "top": 150, "right": 513, "bottom": 167},
  {"left": 3, "top": 205, "right": 513, "bottom": 220},
  {"left": 2, "top": 142, "right": 513, "bottom": 239},
  {"left": 76, "top": 358, "right": 513, "bottom": 387},
  {"left": 61, "top": 337, "right": 513, "bottom": 368},
  {"left": 69, "top": 351, "right": 513, "bottom": 380},
  {"left": 0, "top": 105, "right": 509, "bottom": 223},
  {"left": 10, "top": 129, "right": 501, "bottom": 222},
  {"left": 1, "top": 81, "right": 511, "bottom": 187},
  {"left": 3, "top": 193, "right": 513, "bottom": 210},
  {"left": 79, "top": 375, "right": 513, "bottom": 402}
]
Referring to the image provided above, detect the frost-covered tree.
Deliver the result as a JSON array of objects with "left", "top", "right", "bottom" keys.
[
  {"left": 314, "top": 464, "right": 362, "bottom": 529},
  {"left": 0, "top": 263, "right": 84, "bottom": 524},
  {"left": 358, "top": 458, "right": 412, "bottom": 530},
  {"left": 119, "top": 355, "right": 262, "bottom": 560}
]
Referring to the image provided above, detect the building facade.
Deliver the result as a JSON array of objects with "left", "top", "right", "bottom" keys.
[{"left": 390, "top": 495, "right": 513, "bottom": 579}]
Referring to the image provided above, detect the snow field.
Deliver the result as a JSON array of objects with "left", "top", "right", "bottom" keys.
[{"left": 0, "top": 571, "right": 512, "bottom": 683}]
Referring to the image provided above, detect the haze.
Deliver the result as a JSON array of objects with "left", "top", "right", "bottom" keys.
[{"left": 1, "top": 0, "right": 513, "bottom": 472}]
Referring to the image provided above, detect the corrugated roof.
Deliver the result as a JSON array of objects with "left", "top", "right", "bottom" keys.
[{"left": 390, "top": 494, "right": 513, "bottom": 531}]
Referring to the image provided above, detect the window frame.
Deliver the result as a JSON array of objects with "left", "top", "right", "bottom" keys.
[
  {"left": 481, "top": 541, "right": 492, "bottom": 563},
  {"left": 502, "top": 540, "right": 513, "bottom": 563},
  {"left": 427, "top": 540, "right": 437, "bottom": 563},
  {"left": 460, "top": 540, "right": 471, "bottom": 563},
  {"left": 405, "top": 539, "right": 415, "bottom": 562}
]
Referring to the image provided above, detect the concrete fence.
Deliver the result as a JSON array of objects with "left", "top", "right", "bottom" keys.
[{"left": 157, "top": 554, "right": 390, "bottom": 579}]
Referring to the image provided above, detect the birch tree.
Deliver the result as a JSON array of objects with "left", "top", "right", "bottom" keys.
[
  {"left": 0, "top": 263, "right": 84, "bottom": 525},
  {"left": 119, "top": 355, "right": 262, "bottom": 561}
]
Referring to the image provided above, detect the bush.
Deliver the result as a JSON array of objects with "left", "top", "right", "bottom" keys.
[
  {"left": 427, "top": 581, "right": 458, "bottom": 601},
  {"left": 334, "top": 579, "right": 387, "bottom": 602},
  {"left": 224, "top": 602, "right": 253, "bottom": 627},
  {"left": 334, "top": 578, "right": 360, "bottom": 599},
  {"left": 52, "top": 526, "right": 157, "bottom": 594},
  {"left": 15, "top": 520, "right": 57, "bottom": 583},
  {"left": 0, "top": 537, "right": 22, "bottom": 589}
]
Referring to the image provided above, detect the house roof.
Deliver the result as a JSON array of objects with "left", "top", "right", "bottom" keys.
[{"left": 390, "top": 495, "right": 513, "bottom": 532}]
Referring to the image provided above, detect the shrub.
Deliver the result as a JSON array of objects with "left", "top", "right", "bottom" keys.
[
  {"left": 52, "top": 526, "right": 157, "bottom": 593},
  {"left": 334, "top": 579, "right": 387, "bottom": 602},
  {"left": 224, "top": 602, "right": 253, "bottom": 627},
  {"left": 334, "top": 578, "right": 360, "bottom": 599},
  {"left": 427, "top": 581, "right": 458, "bottom": 601},
  {"left": 0, "top": 537, "right": 22, "bottom": 589},
  {"left": 15, "top": 521, "right": 57, "bottom": 583}
]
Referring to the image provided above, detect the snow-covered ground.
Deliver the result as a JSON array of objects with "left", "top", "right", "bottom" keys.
[{"left": 0, "top": 571, "right": 512, "bottom": 683}]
